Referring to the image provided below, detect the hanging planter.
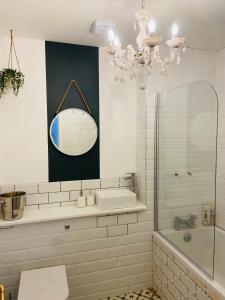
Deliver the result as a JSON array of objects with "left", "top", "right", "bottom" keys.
[{"left": 0, "top": 30, "right": 25, "bottom": 98}]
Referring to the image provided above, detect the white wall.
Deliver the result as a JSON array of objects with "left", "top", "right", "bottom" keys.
[
  {"left": 99, "top": 48, "right": 136, "bottom": 178},
  {"left": 0, "top": 37, "right": 49, "bottom": 184},
  {"left": 0, "top": 37, "right": 137, "bottom": 184}
]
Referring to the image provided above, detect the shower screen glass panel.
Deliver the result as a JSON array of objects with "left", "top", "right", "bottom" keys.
[{"left": 155, "top": 80, "right": 218, "bottom": 277}]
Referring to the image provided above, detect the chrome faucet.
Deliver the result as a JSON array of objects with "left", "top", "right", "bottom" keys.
[
  {"left": 174, "top": 215, "right": 198, "bottom": 231},
  {"left": 123, "top": 172, "right": 136, "bottom": 193}
]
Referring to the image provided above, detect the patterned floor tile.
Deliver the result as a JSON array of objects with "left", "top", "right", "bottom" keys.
[{"left": 101, "top": 288, "right": 160, "bottom": 300}]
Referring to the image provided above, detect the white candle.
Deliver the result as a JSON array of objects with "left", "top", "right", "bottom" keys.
[
  {"left": 148, "top": 18, "right": 156, "bottom": 35},
  {"left": 171, "top": 23, "right": 179, "bottom": 38},
  {"left": 87, "top": 195, "right": 95, "bottom": 206},
  {"left": 77, "top": 196, "right": 86, "bottom": 208}
]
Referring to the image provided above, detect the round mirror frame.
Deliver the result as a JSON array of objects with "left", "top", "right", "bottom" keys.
[{"left": 49, "top": 108, "right": 98, "bottom": 156}]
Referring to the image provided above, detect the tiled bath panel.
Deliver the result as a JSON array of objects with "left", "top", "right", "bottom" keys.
[{"left": 152, "top": 234, "right": 223, "bottom": 300}]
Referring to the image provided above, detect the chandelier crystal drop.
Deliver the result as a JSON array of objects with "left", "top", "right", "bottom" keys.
[{"left": 104, "top": 0, "right": 186, "bottom": 82}]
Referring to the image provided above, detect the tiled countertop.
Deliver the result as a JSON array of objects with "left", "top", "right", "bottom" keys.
[{"left": 0, "top": 201, "right": 147, "bottom": 228}]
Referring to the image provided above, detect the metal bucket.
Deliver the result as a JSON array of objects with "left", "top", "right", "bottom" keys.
[
  {"left": 0, "top": 284, "right": 4, "bottom": 300},
  {"left": 0, "top": 191, "right": 26, "bottom": 221}
]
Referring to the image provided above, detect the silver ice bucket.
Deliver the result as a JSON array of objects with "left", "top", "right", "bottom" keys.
[{"left": 0, "top": 191, "right": 26, "bottom": 221}]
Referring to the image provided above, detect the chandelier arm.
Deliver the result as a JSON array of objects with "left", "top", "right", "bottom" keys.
[
  {"left": 147, "top": 50, "right": 152, "bottom": 65},
  {"left": 112, "top": 54, "right": 129, "bottom": 71}
]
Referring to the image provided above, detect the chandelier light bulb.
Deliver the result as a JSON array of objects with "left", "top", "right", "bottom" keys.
[
  {"left": 108, "top": 29, "right": 115, "bottom": 43},
  {"left": 171, "top": 23, "right": 179, "bottom": 37},
  {"left": 113, "top": 36, "right": 121, "bottom": 47},
  {"left": 148, "top": 18, "right": 156, "bottom": 34}
]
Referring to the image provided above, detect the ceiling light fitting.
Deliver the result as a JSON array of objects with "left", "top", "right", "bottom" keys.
[{"left": 103, "top": 0, "right": 186, "bottom": 82}]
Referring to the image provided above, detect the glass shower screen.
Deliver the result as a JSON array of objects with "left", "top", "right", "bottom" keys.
[{"left": 155, "top": 80, "right": 218, "bottom": 277}]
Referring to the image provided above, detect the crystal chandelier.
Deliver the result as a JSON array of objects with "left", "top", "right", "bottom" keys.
[{"left": 104, "top": 0, "right": 186, "bottom": 82}]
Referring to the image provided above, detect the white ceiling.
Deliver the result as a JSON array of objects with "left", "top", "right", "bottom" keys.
[{"left": 0, "top": 0, "right": 225, "bottom": 50}]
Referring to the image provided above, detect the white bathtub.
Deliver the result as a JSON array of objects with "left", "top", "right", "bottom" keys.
[{"left": 155, "top": 226, "right": 225, "bottom": 298}]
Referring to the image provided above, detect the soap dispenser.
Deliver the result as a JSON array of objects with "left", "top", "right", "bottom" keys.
[{"left": 202, "top": 204, "right": 210, "bottom": 226}]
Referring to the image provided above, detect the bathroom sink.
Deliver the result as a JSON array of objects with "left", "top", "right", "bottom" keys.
[{"left": 95, "top": 188, "right": 136, "bottom": 210}]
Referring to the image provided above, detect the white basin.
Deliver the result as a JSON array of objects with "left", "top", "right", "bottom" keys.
[{"left": 95, "top": 188, "right": 136, "bottom": 210}]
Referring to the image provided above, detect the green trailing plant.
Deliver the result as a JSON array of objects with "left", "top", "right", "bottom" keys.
[
  {"left": 0, "top": 30, "right": 25, "bottom": 98},
  {"left": 0, "top": 68, "right": 24, "bottom": 97}
]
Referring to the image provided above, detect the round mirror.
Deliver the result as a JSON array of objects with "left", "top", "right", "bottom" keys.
[{"left": 50, "top": 108, "right": 98, "bottom": 156}]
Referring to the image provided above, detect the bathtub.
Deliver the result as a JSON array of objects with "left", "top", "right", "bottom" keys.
[{"left": 153, "top": 227, "right": 225, "bottom": 299}]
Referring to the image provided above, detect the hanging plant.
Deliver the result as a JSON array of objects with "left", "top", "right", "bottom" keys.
[
  {"left": 0, "top": 68, "right": 24, "bottom": 97},
  {"left": 0, "top": 30, "right": 25, "bottom": 98}
]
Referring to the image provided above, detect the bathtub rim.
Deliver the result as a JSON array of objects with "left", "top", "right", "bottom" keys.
[{"left": 153, "top": 230, "right": 225, "bottom": 299}]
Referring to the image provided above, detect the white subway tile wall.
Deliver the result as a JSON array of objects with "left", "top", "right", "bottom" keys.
[
  {"left": 26, "top": 193, "right": 48, "bottom": 206},
  {"left": 0, "top": 213, "right": 153, "bottom": 300},
  {"left": 107, "top": 224, "right": 128, "bottom": 237},
  {"left": 49, "top": 191, "right": 70, "bottom": 203},
  {"left": 61, "top": 180, "right": 82, "bottom": 191},
  {"left": 82, "top": 179, "right": 101, "bottom": 190},
  {"left": 0, "top": 185, "right": 15, "bottom": 194},
  {"left": 0, "top": 177, "right": 133, "bottom": 210},
  {"left": 70, "top": 190, "right": 82, "bottom": 201},
  {"left": 101, "top": 178, "right": 120, "bottom": 189},
  {"left": 0, "top": 177, "right": 152, "bottom": 300},
  {"left": 14, "top": 183, "right": 38, "bottom": 194},
  {"left": 118, "top": 213, "right": 138, "bottom": 225},
  {"left": 39, "top": 182, "right": 61, "bottom": 193}
]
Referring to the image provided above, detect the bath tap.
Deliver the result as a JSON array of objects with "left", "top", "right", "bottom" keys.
[
  {"left": 174, "top": 215, "right": 197, "bottom": 231},
  {"left": 184, "top": 216, "right": 196, "bottom": 228}
]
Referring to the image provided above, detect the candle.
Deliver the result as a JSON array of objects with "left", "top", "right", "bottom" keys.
[
  {"left": 171, "top": 23, "right": 179, "bottom": 38},
  {"left": 86, "top": 195, "right": 95, "bottom": 206},
  {"left": 148, "top": 18, "right": 156, "bottom": 35},
  {"left": 77, "top": 196, "right": 86, "bottom": 208}
]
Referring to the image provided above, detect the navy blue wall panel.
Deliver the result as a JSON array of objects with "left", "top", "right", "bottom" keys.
[{"left": 45, "top": 41, "right": 99, "bottom": 182}]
